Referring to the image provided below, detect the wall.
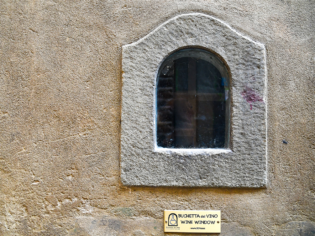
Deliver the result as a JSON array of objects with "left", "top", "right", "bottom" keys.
[{"left": 0, "top": 0, "right": 314, "bottom": 235}]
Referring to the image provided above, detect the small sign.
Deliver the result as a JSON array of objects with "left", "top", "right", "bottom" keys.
[{"left": 164, "top": 210, "right": 221, "bottom": 233}]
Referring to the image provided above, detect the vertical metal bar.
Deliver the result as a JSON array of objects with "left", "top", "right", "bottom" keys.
[{"left": 187, "top": 58, "right": 197, "bottom": 147}]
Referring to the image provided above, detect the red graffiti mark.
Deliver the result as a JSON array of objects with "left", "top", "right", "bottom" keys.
[{"left": 241, "top": 86, "right": 263, "bottom": 110}]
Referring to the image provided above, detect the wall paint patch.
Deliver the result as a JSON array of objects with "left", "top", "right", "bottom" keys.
[{"left": 241, "top": 86, "right": 263, "bottom": 110}]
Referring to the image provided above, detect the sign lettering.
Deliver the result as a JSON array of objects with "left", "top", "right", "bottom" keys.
[{"left": 164, "top": 210, "right": 221, "bottom": 233}]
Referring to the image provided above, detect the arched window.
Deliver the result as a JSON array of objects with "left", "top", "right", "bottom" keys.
[{"left": 156, "top": 48, "right": 230, "bottom": 148}]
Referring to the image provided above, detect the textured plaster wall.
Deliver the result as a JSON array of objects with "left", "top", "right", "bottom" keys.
[{"left": 0, "top": 0, "right": 314, "bottom": 235}]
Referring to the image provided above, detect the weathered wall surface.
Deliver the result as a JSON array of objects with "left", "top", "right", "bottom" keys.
[{"left": 0, "top": 0, "right": 314, "bottom": 235}]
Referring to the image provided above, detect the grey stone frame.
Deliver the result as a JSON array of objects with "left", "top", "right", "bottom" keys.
[{"left": 121, "top": 13, "right": 267, "bottom": 187}]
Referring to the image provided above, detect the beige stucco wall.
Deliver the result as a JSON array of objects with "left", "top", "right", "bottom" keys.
[{"left": 0, "top": 0, "right": 314, "bottom": 235}]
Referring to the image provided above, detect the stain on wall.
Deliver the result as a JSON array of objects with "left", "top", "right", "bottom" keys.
[{"left": 241, "top": 86, "right": 263, "bottom": 110}]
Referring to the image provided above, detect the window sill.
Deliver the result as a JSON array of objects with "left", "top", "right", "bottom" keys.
[{"left": 154, "top": 147, "right": 232, "bottom": 155}]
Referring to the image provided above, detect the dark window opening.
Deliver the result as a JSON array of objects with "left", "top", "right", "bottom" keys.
[{"left": 156, "top": 48, "right": 230, "bottom": 148}]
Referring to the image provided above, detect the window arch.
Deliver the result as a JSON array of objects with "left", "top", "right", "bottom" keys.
[{"left": 156, "top": 48, "right": 230, "bottom": 148}]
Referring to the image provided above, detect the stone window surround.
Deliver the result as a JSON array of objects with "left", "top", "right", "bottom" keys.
[{"left": 121, "top": 13, "right": 267, "bottom": 187}]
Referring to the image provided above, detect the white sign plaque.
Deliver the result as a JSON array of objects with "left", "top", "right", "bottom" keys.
[{"left": 164, "top": 210, "right": 221, "bottom": 233}]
